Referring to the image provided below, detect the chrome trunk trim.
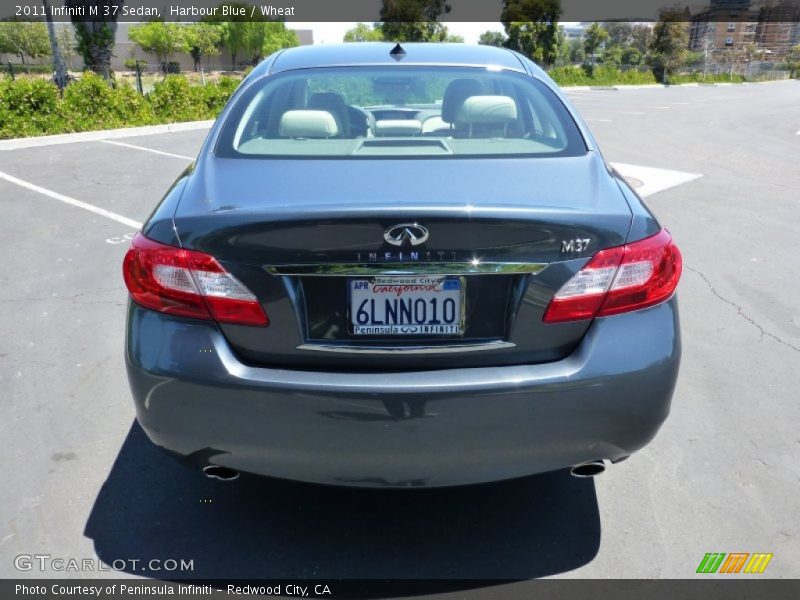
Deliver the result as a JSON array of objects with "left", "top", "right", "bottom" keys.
[
  {"left": 297, "top": 340, "right": 516, "bottom": 355},
  {"left": 267, "top": 262, "right": 548, "bottom": 276}
]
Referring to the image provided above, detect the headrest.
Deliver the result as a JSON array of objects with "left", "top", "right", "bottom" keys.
[
  {"left": 278, "top": 110, "right": 339, "bottom": 138},
  {"left": 308, "top": 92, "right": 348, "bottom": 110},
  {"left": 375, "top": 119, "right": 422, "bottom": 136},
  {"left": 455, "top": 95, "right": 518, "bottom": 125},
  {"left": 441, "top": 78, "right": 483, "bottom": 124}
]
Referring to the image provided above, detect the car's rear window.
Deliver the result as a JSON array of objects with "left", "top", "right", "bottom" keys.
[{"left": 216, "top": 66, "right": 586, "bottom": 159}]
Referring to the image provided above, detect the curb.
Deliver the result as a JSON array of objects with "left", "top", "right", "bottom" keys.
[{"left": 0, "top": 120, "right": 214, "bottom": 151}]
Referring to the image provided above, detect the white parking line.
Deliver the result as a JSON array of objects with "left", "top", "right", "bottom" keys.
[
  {"left": 796, "top": 129, "right": 800, "bottom": 135},
  {"left": 101, "top": 140, "right": 194, "bottom": 160},
  {"left": 610, "top": 163, "right": 702, "bottom": 198},
  {"left": 0, "top": 170, "right": 142, "bottom": 229}
]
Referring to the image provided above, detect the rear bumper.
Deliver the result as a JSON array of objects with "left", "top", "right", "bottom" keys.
[{"left": 125, "top": 297, "right": 681, "bottom": 487}]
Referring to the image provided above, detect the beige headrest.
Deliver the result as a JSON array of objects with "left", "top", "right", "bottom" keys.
[
  {"left": 455, "top": 95, "right": 518, "bottom": 124},
  {"left": 279, "top": 110, "right": 339, "bottom": 138}
]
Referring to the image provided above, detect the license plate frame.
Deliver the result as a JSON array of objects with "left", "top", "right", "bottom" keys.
[{"left": 348, "top": 275, "right": 466, "bottom": 336}]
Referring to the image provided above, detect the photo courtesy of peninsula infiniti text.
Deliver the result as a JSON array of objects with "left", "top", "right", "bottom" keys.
[{"left": 122, "top": 43, "right": 682, "bottom": 487}]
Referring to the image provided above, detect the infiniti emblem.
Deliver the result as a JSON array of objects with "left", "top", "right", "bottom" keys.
[{"left": 383, "top": 223, "right": 429, "bottom": 247}]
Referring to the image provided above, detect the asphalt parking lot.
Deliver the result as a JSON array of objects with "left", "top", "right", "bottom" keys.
[{"left": 1, "top": 80, "right": 799, "bottom": 582}]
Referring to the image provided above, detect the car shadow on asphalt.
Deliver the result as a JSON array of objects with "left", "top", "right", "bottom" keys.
[{"left": 84, "top": 421, "right": 601, "bottom": 584}]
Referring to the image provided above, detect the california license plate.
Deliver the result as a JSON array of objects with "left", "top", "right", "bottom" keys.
[{"left": 349, "top": 276, "right": 464, "bottom": 335}]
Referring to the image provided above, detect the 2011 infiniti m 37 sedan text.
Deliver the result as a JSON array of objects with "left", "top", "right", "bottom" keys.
[{"left": 123, "top": 43, "right": 682, "bottom": 487}]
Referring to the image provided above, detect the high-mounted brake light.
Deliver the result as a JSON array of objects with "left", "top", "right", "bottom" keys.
[
  {"left": 543, "top": 229, "right": 682, "bottom": 323},
  {"left": 122, "top": 233, "right": 269, "bottom": 327}
]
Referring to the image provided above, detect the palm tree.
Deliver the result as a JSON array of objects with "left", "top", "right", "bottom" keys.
[{"left": 42, "top": 0, "right": 68, "bottom": 90}]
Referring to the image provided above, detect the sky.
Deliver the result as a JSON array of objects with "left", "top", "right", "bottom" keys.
[{"left": 289, "top": 23, "right": 506, "bottom": 45}]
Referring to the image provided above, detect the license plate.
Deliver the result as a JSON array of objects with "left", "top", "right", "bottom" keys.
[{"left": 349, "top": 276, "right": 464, "bottom": 336}]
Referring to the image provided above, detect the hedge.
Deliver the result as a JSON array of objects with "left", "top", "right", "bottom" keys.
[
  {"left": 0, "top": 72, "right": 242, "bottom": 139},
  {"left": 548, "top": 65, "right": 748, "bottom": 86},
  {"left": 0, "top": 68, "right": 765, "bottom": 139},
  {"left": 550, "top": 66, "right": 658, "bottom": 87}
]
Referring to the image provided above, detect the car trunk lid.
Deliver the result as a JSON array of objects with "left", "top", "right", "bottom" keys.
[{"left": 172, "top": 152, "right": 632, "bottom": 370}]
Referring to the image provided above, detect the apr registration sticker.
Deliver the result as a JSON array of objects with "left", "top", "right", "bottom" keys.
[{"left": 349, "top": 276, "right": 464, "bottom": 335}]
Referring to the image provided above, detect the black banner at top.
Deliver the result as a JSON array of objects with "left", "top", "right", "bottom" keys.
[{"left": 0, "top": 0, "right": 799, "bottom": 23}]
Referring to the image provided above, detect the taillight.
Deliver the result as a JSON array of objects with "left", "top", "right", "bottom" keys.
[
  {"left": 543, "top": 229, "right": 682, "bottom": 323},
  {"left": 122, "top": 233, "right": 269, "bottom": 327}
]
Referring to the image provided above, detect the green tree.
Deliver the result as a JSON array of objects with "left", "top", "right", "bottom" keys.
[
  {"left": 343, "top": 23, "right": 385, "bottom": 42},
  {"left": 567, "top": 37, "right": 584, "bottom": 63},
  {"left": 601, "top": 44, "right": 623, "bottom": 66},
  {"left": 204, "top": 3, "right": 251, "bottom": 67},
  {"left": 261, "top": 22, "right": 299, "bottom": 57},
  {"left": 630, "top": 24, "right": 652, "bottom": 55},
  {"left": 242, "top": 21, "right": 268, "bottom": 64},
  {"left": 716, "top": 48, "right": 737, "bottom": 80},
  {"left": 65, "top": 0, "right": 123, "bottom": 80},
  {"left": 787, "top": 44, "right": 800, "bottom": 78},
  {"left": 379, "top": 0, "right": 452, "bottom": 42},
  {"left": 739, "top": 42, "right": 764, "bottom": 78},
  {"left": 682, "top": 50, "right": 703, "bottom": 69},
  {"left": 553, "top": 26, "right": 571, "bottom": 65},
  {"left": 602, "top": 22, "right": 632, "bottom": 47},
  {"left": 478, "top": 30, "right": 507, "bottom": 47},
  {"left": 236, "top": 20, "right": 299, "bottom": 65},
  {"left": 583, "top": 22, "right": 609, "bottom": 70},
  {"left": 647, "top": 11, "right": 688, "bottom": 83},
  {"left": 621, "top": 46, "right": 642, "bottom": 66},
  {"left": 0, "top": 20, "right": 51, "bottom": 64},
  {"left": 184, "top": 22, "right": 222, "bottom": 71},
  {"left": 128, "top": 21, "right": 188, "bottom": 72},
  {"left": 501, "top": 0, "right": 563, "bottom": 66},
  {"left": 220, "top": 20, "right": 247, "bottom": 68}
]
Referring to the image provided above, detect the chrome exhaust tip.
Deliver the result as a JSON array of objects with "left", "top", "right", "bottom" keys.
[
  {"left": 202, "top": 465, "right": 240, "bottom": 481},
  {"left": 570, "top": 460, "right": 606, "bottom": 478}
]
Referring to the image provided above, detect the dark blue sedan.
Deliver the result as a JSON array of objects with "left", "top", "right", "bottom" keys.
[{"left": 123, "top": 43, "right": 682, "bottom": 487}]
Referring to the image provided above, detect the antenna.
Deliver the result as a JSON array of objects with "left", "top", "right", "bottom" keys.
[{"left": 389, "top": 43, "right": 407, "bottom": 61}]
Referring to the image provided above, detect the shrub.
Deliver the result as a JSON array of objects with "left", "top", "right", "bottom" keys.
[
  {"left": 61, "top": 72, "right": 155, "bottom": 130},
  {"left": 0, "top": 72, "right": 244, "bottom": 139},
  {"left": 549, "top": 65, "right": 665, "bottom": 87},
  {"left": 0, "top": 77, "right": 63, "bottom": 137},
  {"left": 548, "top": 65, "right": 592, "bottom": 86},
  {"left": 216, "top": 75, "right": 240, "bottom": 96},
  {"left": 147, "top": 75, "right": 240, "bottom": 122},
  {"left": 200, "top": 76, "right": 240, "bottom": 114},
  {"left": 147, "top": 75, "right": 207, "bottom": 121},
  {"left": 112, "top": 83, "right": 156, "bottom": 125},
  {"left": 669, "top": 72, "right": 746, "bottom": 84}
]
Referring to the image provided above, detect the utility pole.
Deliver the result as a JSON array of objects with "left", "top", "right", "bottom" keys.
[{"left": 42, "top": 0, "right": 69, "bottom": 91}]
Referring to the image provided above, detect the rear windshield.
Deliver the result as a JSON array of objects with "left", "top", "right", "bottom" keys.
[{"left": 216, "top": 66, "right": 586, "bottom": 159}]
